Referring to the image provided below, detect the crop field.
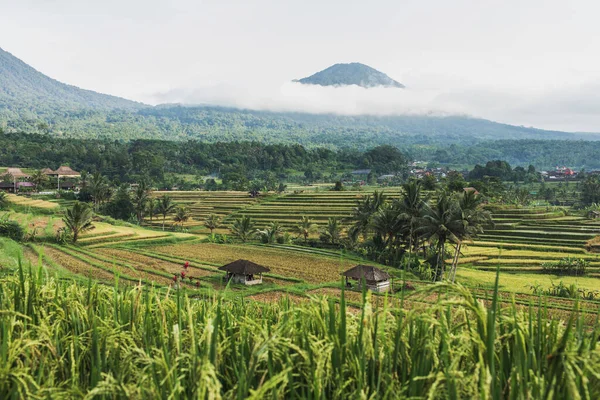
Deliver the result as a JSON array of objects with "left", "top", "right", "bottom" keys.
[{"left": 5, "top": 193, "right": 60, "bottom": 209}]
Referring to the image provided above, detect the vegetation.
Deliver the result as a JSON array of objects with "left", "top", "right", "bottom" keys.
[{"left": 62, "top": 201, "right": 94, "bottom": 243}]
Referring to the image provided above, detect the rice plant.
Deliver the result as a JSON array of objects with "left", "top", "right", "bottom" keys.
[{"left": 1, "top": 262, "right": 599, "bottom": 398}]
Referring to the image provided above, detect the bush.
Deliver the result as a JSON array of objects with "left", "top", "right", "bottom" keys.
[
  {"left": 0, "top": 217, "right": 25, "bottom": 242},
  {"left": 541, "top": 257, "right": 588, "bottom": 276}
]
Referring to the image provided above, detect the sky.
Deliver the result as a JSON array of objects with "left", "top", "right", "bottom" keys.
[{"left": 1, "top": 0, "right": 600, "bottom": 132}]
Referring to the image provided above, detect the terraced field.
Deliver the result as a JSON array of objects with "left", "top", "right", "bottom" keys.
[
  {"left": 146, "top": 191, "right": 267, "bottom": 232},
  {"left": 459, "top": 206, "right": 600, "bottom": 278}
]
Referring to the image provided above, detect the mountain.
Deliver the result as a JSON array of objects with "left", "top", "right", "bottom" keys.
[
  {"left": 295, "top": 63, "right": 405, "bottom": 88},
  {"left": 1, "top": 47, "right": 598, "bottom": 149},
  {"left": 0, "top": 47, "right": 145, "bottom": 114}
]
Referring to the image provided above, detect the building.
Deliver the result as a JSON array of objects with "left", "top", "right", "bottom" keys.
[
  {"left": 342, "top": 265, "right": 391, "bottom": 293},
  {"left": 218, "top": 259, "right": 270, "bottom": 285},
  {"left": 44, "top": 166, "right": 81, "bottom": 178}
]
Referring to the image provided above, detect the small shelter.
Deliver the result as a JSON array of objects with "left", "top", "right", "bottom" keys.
[
  {"left": 588, "top": 210, "right": 600, "bottom": 220},
  {"left": 41, "top": 168, "right": 55, "bottom": 175},
  {"left": 342, "top": 265, "right": 391, "bottom": 292},
  {"left": 218, "top": 259, "right": 270, "bottom": 285}
]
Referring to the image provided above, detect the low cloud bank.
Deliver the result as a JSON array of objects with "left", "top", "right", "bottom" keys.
[{"left": 147, "top": 80, "right": 600, "bottom": 133}]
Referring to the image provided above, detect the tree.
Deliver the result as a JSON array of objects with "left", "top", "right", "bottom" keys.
[
  {"left": 63, "top": 201, "right": 94, "bottom": 243},
  {"left": 146, "top": 198, "right": 157, "bottom": 222},
  {"left": 321, "top": 217, "right": 341, "bottom": 245},
  {"left": 257, "top": 222, "right": 284, "bottom": 244},
  {"left": 89, "top": 172, "right": 111, "bottom": 211},
  {"left": 204, "top": 214, "right": 220, "bottom": 234},
  {"left": 0, "top": 192, "right": 8, "bottom": 210},
  {"left": 132, "top": 183, "right": 150, "bottom": 224},
  {"left": 447, "top": 190, "right": 492, "bottom": 282},
  {"left": 231, "top": 216, "right": 256, "bottom": 242},
  {"left": 156, "top": 195, "right": 176, "bottom": 230},
  {"left": 102, "top": 185, "right": 135, "bottom": 221},
  {"left": 351, "top": 191, "right": 386, "bottom": 239},
  {"left": 396, "top": 180, "right": 426, "bottom": 252},
  {"left": 173, "top": 206, "right": 190, "bottom": 228},
  {"left": 30, "top": 170, "right": 49, "bottom": 192},
  {"left": 293, "top": 216, "right": 318, "bottom": 243},
  {"left": 581, "top": 176, "right": 600, "bottom": 206},
  {"left": 418, "top": 193, "right": 464, "bottom": 281}
]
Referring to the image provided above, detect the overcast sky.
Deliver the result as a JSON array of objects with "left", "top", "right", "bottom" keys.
[{"left": 2, "top": 0, "right": 600, "bottom": 132}]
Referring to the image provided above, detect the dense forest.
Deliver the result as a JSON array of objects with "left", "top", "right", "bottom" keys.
[{"left": 0, "top": 132, "right": 408, "bottom": 187}]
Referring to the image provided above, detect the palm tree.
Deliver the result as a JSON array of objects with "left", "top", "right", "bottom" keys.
[
  {"left": 447, "top": 190, "right": 493, "bottom": 282},
  {"left": 173, "top": 205, "right": 191, "bottom": 228},
  {"left": 204, "top": 213, "right": 220, "bottom": 234},
  {"left": 256, "top": 222, "right": 284, "bottom": 244},
  {"left": 231, "top": 215, "right": 256, "bottom": 242},
  {"left": 156, "top": 195, "right": 176, "bottom": 230},
  {"left": 89, "top": 172, "right": 111, "bottom": 211},
  {"left": 146, "top": 198, "right": 157, "bottom": 222},
  {"left": 132, "top": 183, "right": 150, "bottom": 224},
  {"left": 370, "top": 204, "right": 403, "bottom": 248},
  {"left": 293, "top": 216, "right": 318, "bottom": 243},
  {"left": 418, "top": 193, "right": 464, "bottom": 281},
  {"left": 0, "top": 192, "right": 8, "bottom": 210},
  {"left": 351, "top": 191, "right": 387, "bottom": 239},
  {"left": 30, "top": 170, "right": 49, "bottom": 192},
  {"left": 322, "top": 217, "right": 341, "bottom": 245},
  {"left": 63, "top": 201, "right": 94, "bottom": 243},
  {"left": 396, "top": 180, "right": 427, "bottom": 252}
]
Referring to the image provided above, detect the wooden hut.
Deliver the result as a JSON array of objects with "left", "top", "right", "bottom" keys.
[
  {"left": 218, "top": 259, "right": 270, "bottom": 285},
  {"left": 342, "top": 265, "right": 391, "bottom": 292},
  {"left": 1, "top": 168, "right": 30, "bottom": 179}
]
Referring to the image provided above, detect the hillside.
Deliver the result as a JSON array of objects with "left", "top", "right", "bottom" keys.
[
  {"left": 295, "top": 62, "right": 405, "bottom": 88},
  {"left": 1, "top": 48, "right": 597, "bottom": 147},
  {"left": 0, "top": 47, "right": 145, "bottom": 115}
]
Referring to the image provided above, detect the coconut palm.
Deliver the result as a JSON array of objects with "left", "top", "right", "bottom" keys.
[
  {"left": 396, "top": 180, "right": 427, "bottom": 252},
  {"left": 156, "top": 195, "right": 176, "bottom": 230},
  {"left": 132, "top": 183, "right": 150, "bottom": 224},
  {"left": 351, "top": 191, "right": 387, "bottom": 239},
  {"left": 370, "top": 204, "right": 404, "bottom": 248},
  {"left": 256, "top": 222, "right": 284, "bottom": 244},
  {"left": 447, "top": 190, "right": 493, "bottom": 282},
  {"left": 322, "top": 217, "right": 341, "bottom": 245},
  {"left": 204, "top": 214, "right": 220, "bottom": 234},
  {"left": 62, "top": 201, "right": 94, "bottom": 243},
  {"left": 293, "top": 216, "right": 318, "bottom": 243},
  {"left": 418, "top": 193, "right": 464, "bottom": 281},
  {"left": 30, "top": 170, "right": 49, "bottom": 192},
  {"left": 146, "top": 198, "right": 157, "bottom": 222},
  {"left": 89, "top": 172, "right": 111, "bottom": 211},
  {"left": 231, "top": 215, "right": 256, "bottom": 242},
  {"left": 173, "top": 206, "right": 190, "bottom": 228}
]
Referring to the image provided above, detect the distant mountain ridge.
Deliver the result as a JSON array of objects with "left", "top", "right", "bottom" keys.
[
  {"left": 1, "top": 47, "right": 598, "bottom": 148},
  {"left": 295, "top": 63, "right": 405, "bottom": 88},
  {"left": 0, "top": 47, "right": 145, "bottom": 113}
]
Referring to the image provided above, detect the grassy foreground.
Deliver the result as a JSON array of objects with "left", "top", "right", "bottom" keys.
[{"left": 2, "top": 264, "right": 600, "bottom": 399}]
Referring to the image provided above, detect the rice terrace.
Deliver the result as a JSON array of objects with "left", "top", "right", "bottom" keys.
[{"left": 4, "top": 2, "right": 600, "bottom": 397}]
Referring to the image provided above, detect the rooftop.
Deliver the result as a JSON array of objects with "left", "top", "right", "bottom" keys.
[{"left": 218, "top": 259, "right": 270, "bottom": 275}]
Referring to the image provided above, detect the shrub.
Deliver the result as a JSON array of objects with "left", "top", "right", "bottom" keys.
[
  {"left": 0, "top": 216, "right": 25, "bottom": 242},
  {"left": 541, "top": 257, "right": 588, "bottom": 276}
]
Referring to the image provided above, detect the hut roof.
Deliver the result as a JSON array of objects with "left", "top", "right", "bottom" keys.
[
  {"left": 2, "top": 168, "right": 29, "bottom": 178},
  {"left": 54, "top": 166, "right": 80, "bottom": 176},
  {"left": 342, "top": 265, "right": 390, "bottom": 281},
  {"left": 41, "top": 168, "right": 55, "bottom": 175},
  {"left": 218, "top": 259, "right": 270, "bottom": 275}
]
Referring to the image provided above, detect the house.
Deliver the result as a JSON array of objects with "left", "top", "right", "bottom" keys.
[
  {"left": 588, "top": 211, "right": 600, "bottom": 220},
  {"left": 342, "top": 265, "right": 391, "bottom": 293},
  {"left": 218, "top": 259, "right": 270, "bottom": 285},
  {"left": 1, "top": 168, "right": 30, "bottom": 180},
  {"left": 377, "top": 174, "right": 395, "bottom": 182}
]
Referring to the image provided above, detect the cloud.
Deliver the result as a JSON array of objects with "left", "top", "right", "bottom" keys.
[{"left": 147, "top": 79, "right": 600, "bottom": 133}]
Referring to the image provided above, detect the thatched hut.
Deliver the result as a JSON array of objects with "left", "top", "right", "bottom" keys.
[
  {"left": 1, "top": 168, "right": 30, "bottom": 179},
  {"left": 342, "top": 265, "right": 391, "bottom": 292},
  {"left": 49, "top": 166, "right": 81, "bottom": 178},
  {"left": 218, "top": 259, "right": 270, "bottom": 285}
]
